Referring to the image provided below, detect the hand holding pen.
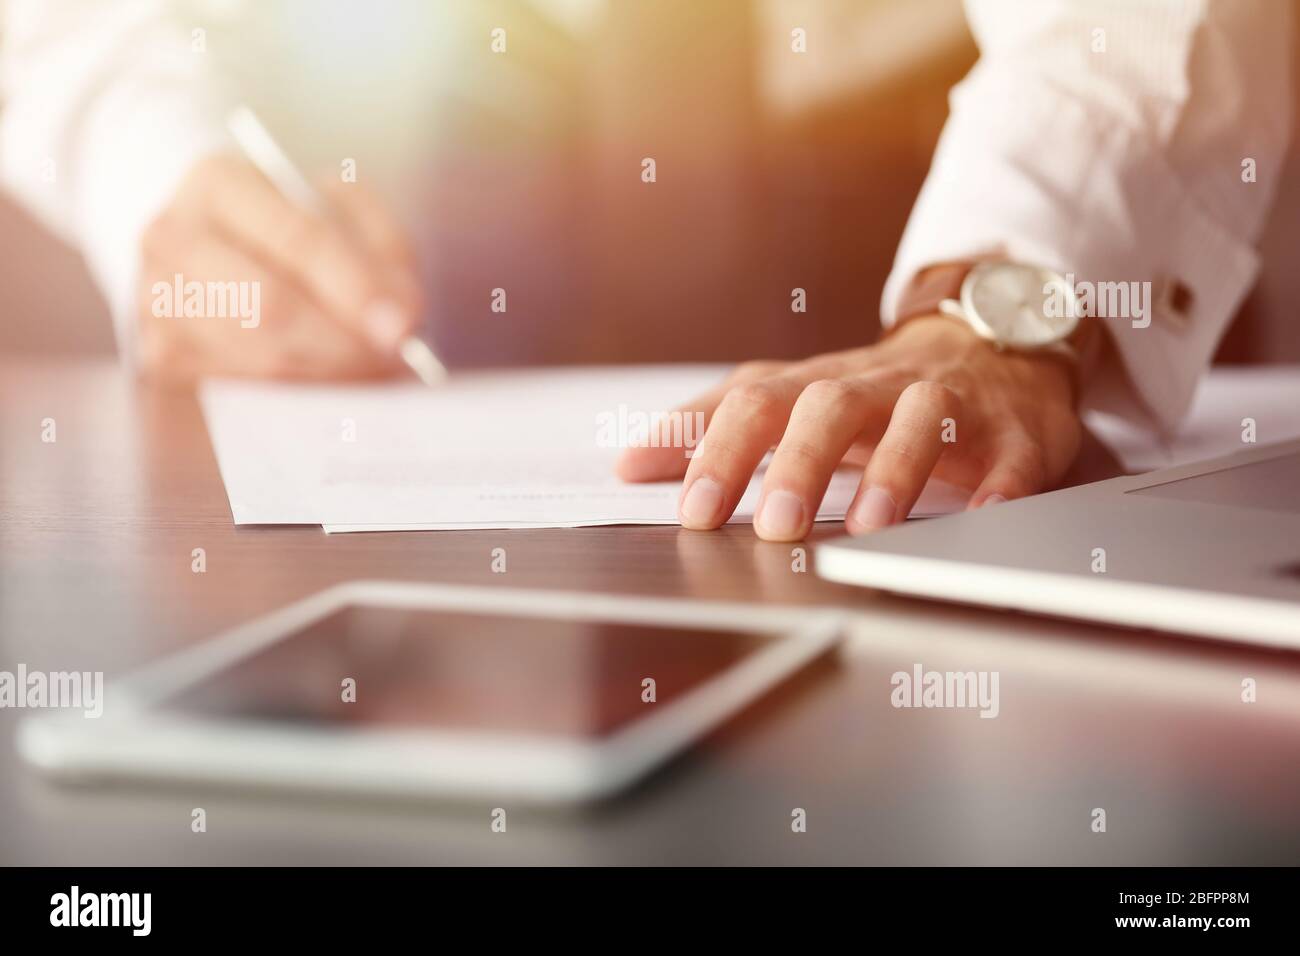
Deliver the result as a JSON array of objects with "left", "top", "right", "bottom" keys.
[{"left": 132, "top": 107, "right": 444, "bottom": 384}]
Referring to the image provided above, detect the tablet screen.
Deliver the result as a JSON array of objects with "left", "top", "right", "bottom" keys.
[{"left": 161, "top": 606, "right": 771, "bottom": 739}]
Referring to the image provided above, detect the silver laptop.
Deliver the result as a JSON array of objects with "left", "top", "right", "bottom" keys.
[{"left": 816, "top": 438, "right": 1300, "bottom": 648}]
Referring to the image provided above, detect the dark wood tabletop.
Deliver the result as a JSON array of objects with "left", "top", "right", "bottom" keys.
[{"left": 3, "top": 356, "right": 1300, "bottom": 865}]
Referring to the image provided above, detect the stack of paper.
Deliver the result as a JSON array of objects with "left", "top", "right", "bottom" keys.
[
  {"left": 199, "top": 365, "right": 971, "bottom": 532},
  {"left": 200, "top": 364, "right": 1300, "bottom": 534}
]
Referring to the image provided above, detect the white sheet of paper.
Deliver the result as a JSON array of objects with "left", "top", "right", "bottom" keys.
[
  {"left": 1083, "top": 366, "right": 1300, "bottom": 473},
  {"left": 199, "top": 365, "right": 972, "bottom": 531}
]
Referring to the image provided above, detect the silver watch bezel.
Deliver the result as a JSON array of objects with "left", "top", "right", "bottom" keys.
[{"left": 951, "top": 261, "right": 1080, "bottom": 351}]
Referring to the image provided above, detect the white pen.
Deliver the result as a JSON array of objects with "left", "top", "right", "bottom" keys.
[{"left": 225, "top": 106, "right": 446, "bottom": 386}]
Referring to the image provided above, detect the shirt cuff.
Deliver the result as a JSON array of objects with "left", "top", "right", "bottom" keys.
[
  {"left": 881, "top": 74, "right": 1261, "bottom": 436},
  {"left": 75, "top": 82, "right": 234, "bottom": 368}
]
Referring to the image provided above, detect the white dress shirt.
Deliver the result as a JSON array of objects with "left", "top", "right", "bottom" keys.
[
  {"left": 882, "top": 0, "right": 1291, "bottom": 433},
  {"left": 1, "top": 0, "right": 235, "bottom": 364}
]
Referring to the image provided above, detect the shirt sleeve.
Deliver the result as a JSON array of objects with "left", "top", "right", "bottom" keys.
[
  {"left": 1, "top": 0, "right": 235, "bottom": 364},
  {"left": 881, "top": 0, "right": 1292, "bottom": 434}
]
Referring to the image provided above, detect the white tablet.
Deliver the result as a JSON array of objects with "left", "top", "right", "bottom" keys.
[{"left": 19, "top": 582, "right": 843, "bottom": 803}]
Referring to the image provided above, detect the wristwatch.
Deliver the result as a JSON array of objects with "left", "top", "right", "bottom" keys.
[{"left": 893, "top": 259, "right": 1098, "bottom": 400}]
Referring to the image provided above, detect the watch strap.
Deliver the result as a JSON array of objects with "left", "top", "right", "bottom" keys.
[{"left": 892, "top": 261, "right": 980, "bottom": 327}]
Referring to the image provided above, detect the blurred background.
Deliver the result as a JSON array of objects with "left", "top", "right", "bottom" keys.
[{"left": 1, "top": 0, "right": 1296, "bottom": 365}]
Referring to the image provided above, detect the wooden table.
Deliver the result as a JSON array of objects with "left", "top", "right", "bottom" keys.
[{"left": 3, "top": 357, "right": 1299, "bottom": 864}]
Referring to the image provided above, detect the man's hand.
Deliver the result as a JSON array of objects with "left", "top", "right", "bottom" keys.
[
  {"left": 135, "top": 154, "right": 423, "bottom": 382},
  {"left": 616, "top": 316, "right": 1083, "bottom": 540}
]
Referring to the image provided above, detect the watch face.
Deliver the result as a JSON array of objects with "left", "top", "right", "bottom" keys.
[{"left": 963, "top": 263, "right": 1079, "bottom": 348}]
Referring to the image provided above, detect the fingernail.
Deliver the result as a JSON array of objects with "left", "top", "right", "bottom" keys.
[
  {"left": 679, "top": 477, "right": 725, "bottom": 529},
  {"left": 755, "top": 490, "right": 805, "bottom": 541},
  {"left": 363, "top": 299, "right": 409, "bottom": 352},
  {"left": 848, "top": 486, "right": 897, "bottom": 534},
  {"left": 982, "top": 493, "right": 1007, "bottom": 507}
]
